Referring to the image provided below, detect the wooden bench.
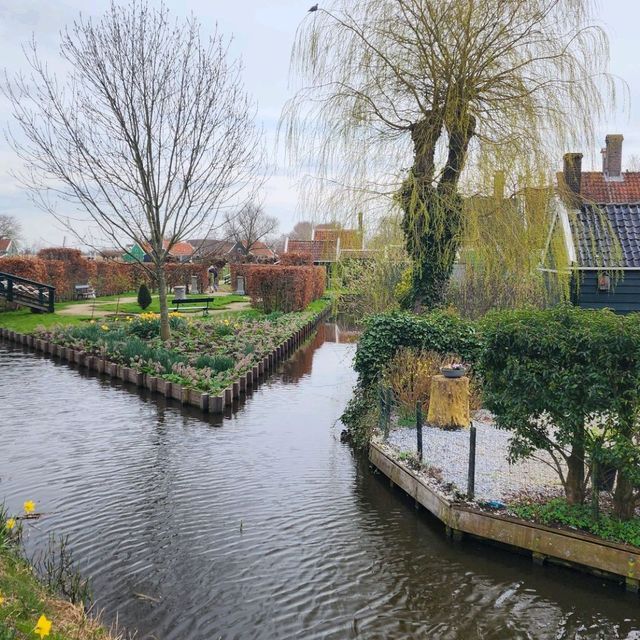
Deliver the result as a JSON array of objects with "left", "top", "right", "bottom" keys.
[
  {"left": 171, "top": 296, "right": 216, "bottom": 316},
  {"left": 74, "top": 284, "right": 96, "bottom": 300}
]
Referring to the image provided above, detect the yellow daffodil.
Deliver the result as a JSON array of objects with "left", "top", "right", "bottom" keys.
[
  {"left": 34, "top": 614, "right": 52, "bottom": 639},
  {"left": 23, "top": 500, "right": 36, "bottom": 515},
  {"left": 100, "top": 324, "right": 109, "bottom": 331},
  {"left": 0, "top": 592, "right": 5, "bottom": 605},
  {"left": 5, "top": 518, "right": 16, "bottom": 530}
]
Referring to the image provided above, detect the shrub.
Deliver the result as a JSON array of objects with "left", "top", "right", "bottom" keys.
[
  {"left": 280, "top": 251, "right": 313, "bottom": 266},
  {"left": 354, "top": 310, "right": 481, "bottom": 387},
  {"left": 37, "top": 248, "right": 96, "bottom": 300},
  {"left": 194, "top": 354, "right": 234, "bottom": 373},
  {"left": 383, "top": 348, "right": 445, "bottom": 418},
  {"left": 0, "top": 256, "right": 48, "bottom": 283},
  {"left": 137, "top": 283, "right": 152, "bottom": 310},
  {"left": 481, "top": 305, "right": 640, "bottom": 512},
  {"left": 243, "top": 264, "right": 326, "bottom": 313},
  {"left": 127, "top": 314, "right": 186, "bottom": 339}
]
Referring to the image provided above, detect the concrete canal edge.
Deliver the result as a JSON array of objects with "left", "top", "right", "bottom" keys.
[
  {"left": 0, "top": 305, "right": 331, "bottom": 415},
  {"left": 369, "top": 441, "right": 640, "bottom": 593}
]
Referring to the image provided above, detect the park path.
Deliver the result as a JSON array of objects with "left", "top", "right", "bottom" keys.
[{"left": 57, "top": 295, "right": 250, "bottom": 318}]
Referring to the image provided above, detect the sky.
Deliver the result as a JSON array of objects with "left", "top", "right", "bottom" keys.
[{"left": 1, "top": 0, "right": 639, "bottom": 248}]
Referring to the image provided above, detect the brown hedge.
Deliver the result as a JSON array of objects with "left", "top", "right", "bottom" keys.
[
  {"left": 0, "top": 254, "right": 210, "bottom": 301},
  {"left": 232, "top": 263, "right": 325, "bottom": 313},
  {"left": 279, "top": 251, "right": 313, "bottom": 266}
]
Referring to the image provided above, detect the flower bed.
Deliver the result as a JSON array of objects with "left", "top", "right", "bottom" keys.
[{"left": 34, "top": 303, "right": 330, "bottom": 397}]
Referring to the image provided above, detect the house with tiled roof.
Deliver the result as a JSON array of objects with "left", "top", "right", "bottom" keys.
[
  {"left": 123, "top": 239, "right": 195, "bottom": 264},
  {"left": 283, "top": 215, "right": 366, "bottom": 265},
  {"left": 0, "top": 238, "right": 15, "bottom": 257},
  {"left": 545, "top": 134, "right": 640, "bottom": 312}
]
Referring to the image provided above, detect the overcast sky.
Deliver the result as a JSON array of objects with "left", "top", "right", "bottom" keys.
[{"left": 1, "top": 0, "right": 639, "bottom": 248}]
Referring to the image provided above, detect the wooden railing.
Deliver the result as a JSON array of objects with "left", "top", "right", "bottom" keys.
[{"left": 0, "top": 272, "right": 55, "bottom": 313}]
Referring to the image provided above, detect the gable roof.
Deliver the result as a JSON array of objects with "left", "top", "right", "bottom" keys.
[
  {"left": 0, "top": 238, "right": 12, "bottom": 253},
  {"left": 287, "top": 239, "right": 338, "bottom": 262},
  {"left": 572, "top": 203, "right": 640, "bottom": 268},
  {"left": 313, "top": 227, "right": 363, "bottom": 250},
  {"left": 247, "top": 241, "right": 276, "bottom": 258},
  {"left": 557, "top": 171, "right": 640, "bottom": 204}
]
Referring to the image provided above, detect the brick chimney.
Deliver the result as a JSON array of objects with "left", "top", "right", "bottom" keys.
[
  {"left": 563, "top": 153, "right": 583, "bottom": 196},
  {"left": 602, "top": 134, "right": 623, "bottom": 179}
]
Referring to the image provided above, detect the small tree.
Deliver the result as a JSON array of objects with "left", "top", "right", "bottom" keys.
[
  {"left": 0, "top": 215, "right": 21, "bottom": 243},
  {"left": 137, "top": 283, "right": 152, "bottom": 310},
  {"left": 481, "top": 306, "right": 640, "bottom": 512},
  {"left": 5, "top": 1, "right": 262, "bottom": 340}
]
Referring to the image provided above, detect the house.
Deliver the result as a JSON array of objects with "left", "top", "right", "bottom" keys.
[
  {"left": 283, "top": 214, "right": 366, "bottom": 265},
  {"left": 123, "top": 240, "right": 195, "bottom": 264},
  {"left": 188, "top": 238, "right": 276, "bottom": 263},
  {"left": 0, "top": 238, "right": 15, "bottom": 257},
  {"left": 545, "top": 134, "right": 640, "bottom": 313}
]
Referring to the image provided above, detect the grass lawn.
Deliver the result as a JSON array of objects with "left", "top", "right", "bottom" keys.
[
  {"left": 98, "top": 293, "right": 247, "bottom": 314},
  {"left": 0, "top": 293, "right": 249, "bottom": 333}
]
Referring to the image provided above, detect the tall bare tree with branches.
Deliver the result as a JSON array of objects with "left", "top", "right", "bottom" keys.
[
  {"left": 282, "top": 0, "right": 618, "bottom": 310},
  {"left": 0, "top": 215, "right": 21, "bottom": 242},
  {"left": 5, "top": 1, "right": 262, "bottom": 339},
  {"left": 224, "top": 202, "right": 278, "bottom": 257}
]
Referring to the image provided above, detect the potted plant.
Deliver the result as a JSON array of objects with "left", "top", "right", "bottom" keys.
[{"left": 440, "top": 361, "right": 466, "bottom": 378}]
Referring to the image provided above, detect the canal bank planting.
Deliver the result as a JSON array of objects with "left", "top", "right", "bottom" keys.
[
  {"left": 345, "top": 307, "right": 640, "bottom": 588},
  {"left": 0, "top": 298, "right": 332, "bottom": 414},
  {"left": 0, "top": 504, "right": 116, "bottom": 640}
]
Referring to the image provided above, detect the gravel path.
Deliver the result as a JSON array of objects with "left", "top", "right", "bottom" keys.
[{"left": 385, "top": 417, "right": 563, "bottom": 502}]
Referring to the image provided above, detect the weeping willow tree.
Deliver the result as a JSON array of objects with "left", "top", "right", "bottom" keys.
[{"left": 282, "top": 0, "right": 617, "bottom": 310}]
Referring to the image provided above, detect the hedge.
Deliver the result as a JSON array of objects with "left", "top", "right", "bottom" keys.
[
  {"left": 231, "top": 263, "right": 325, "bottom": 313},
  {"left": 481, "top": 305, "right": 640, "bottom": 512},
  {"left": 0, "top": 255, "right": 210, "bottom": 301},
  {"left": 354, "top": 310, "right": 482, "bottom": 387}
]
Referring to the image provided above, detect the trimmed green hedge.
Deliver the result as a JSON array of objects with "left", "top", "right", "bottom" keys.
[{"left": 354, "top": 310, "right": 482, "bottom": 386}]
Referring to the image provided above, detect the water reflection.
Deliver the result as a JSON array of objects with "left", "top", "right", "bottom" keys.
[{"left": 0, "top": 329, "right": 638, "bottom": 639}]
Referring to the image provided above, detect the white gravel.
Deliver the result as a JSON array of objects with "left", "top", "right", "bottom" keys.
[{"left": 384, "top": 415, "right": 564, "bottom": 502}]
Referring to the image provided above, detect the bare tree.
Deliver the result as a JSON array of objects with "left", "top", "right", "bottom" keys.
[
  {"left": 224, "top": 202, "right": 278, "bottom": 256},
  {"left": 0, "top": 215, "right": 21, "bottom": 242},
  {"left": 289, "top": 221, "right": 313, "bottom": 241},
  {"left": 283, "top": 0, "right": 618, "bottom": 309},
  {"left": 5, "top": 1, "right": 262, "bottom": 339}
]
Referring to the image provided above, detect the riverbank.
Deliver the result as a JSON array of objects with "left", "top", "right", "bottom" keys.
[
  {"left": 370, "top": 439, "right": 640, "bottom": 592},
  {"left": 0, "top": 297, "right": 333, "bottom": 414},
  {"left": 0, "top": 514, "right": 117, "bottom": 640}
]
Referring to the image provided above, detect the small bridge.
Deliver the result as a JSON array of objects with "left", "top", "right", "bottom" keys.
[{"left": 0, "top": 272, "right": 55, "bottom": 313}]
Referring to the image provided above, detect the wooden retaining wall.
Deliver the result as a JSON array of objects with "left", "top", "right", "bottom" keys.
[
  {"left": 0, "top": 306, "right": 331, "bottom": 415},
  {"left": 370, "top": 441, "right": 640, "bottom": 592}
]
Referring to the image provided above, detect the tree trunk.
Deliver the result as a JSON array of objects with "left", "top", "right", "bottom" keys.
[
  {"left": 156, "top": 264, "right": 170, "bottom": 342},
  {"left": 400, "top": 112, "right": 474, "bottom": 310},
  {"left": 613, "top": 474, "right": 636, "bottom": 520},
  {"left": 565, "top": 444, "right": 585, "bottom": 505}
]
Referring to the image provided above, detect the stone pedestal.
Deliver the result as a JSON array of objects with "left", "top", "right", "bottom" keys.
[{"left": 427, "top": 375, "right": 470, "bottom": 429}]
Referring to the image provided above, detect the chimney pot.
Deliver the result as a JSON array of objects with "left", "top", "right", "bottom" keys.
[
  {"left": 563, "top": 152, "right": 583, "bottom": 197},
  {"left": 604, "top": 134, "right": 623, "bottom": 178}
]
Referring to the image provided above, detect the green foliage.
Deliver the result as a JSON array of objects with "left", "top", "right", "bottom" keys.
[
  {"left": 481, "top": 305, "right": 640, "bottom": 506},
  {"left": 512, "top": 498, "right": 640, "bottom": 548},
  {"left": 354, "top": 310, "right": 481, "bottom": 386},
  {"left": 127, "top": 314, "right": 186, "bottom": 339},
  {"left": 394, "top": 266, "right": 413, "bottom": 309},
  {"left": 340, "top": 385, "right": 379, "bottom": 450},
  {"left": 194, "top": 354, "right": 235, "bottom": 373},
  {"left": 137, "top": 283, "right": 152, "bottom": 310}
]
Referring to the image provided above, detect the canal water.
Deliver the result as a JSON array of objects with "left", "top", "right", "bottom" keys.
[{"left": 1, "top": 325, "right": 639, "bottom": 639}]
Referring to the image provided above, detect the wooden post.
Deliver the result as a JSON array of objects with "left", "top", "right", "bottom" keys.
[
  {"left": 467, "top": 422, "right": 476, "bottom": 500},
  {"left": 416, "top": 401, "right": 423, "bottom": 462}
]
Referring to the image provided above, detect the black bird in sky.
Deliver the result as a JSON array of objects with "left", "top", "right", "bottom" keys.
[{"left": 309, "top": 4, "right": 318, "bottom": 11}]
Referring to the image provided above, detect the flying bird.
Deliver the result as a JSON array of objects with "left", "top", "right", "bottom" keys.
[{"left": 309, "top": 4, "right": 318, "bottom": 11}]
